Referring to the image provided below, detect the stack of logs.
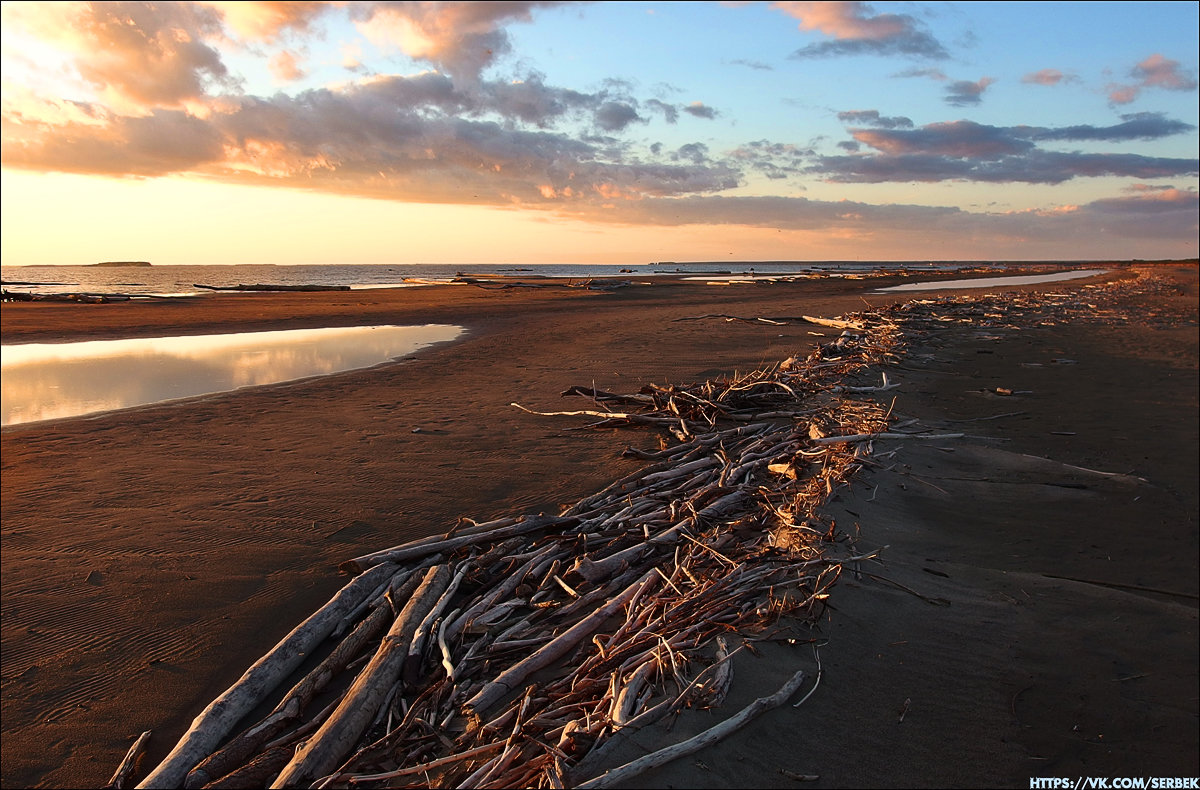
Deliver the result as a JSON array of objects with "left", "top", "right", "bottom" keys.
[{"left": 122, "top": 302, "right": 926, "bottom": 789}]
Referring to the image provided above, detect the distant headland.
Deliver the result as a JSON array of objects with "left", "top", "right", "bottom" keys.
[{"left": 91, "top": 261, "right": 151, "bottom": 267}]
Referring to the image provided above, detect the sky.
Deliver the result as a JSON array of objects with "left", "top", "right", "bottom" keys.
[{"left": 1, "top": 1, "right": 1197, "bottom": 266}]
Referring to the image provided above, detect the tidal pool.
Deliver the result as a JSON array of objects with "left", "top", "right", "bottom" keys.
[{"left": 1, "top": 324, "right": 464, "bottom": 426}]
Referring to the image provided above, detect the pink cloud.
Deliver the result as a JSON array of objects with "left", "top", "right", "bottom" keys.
[
  {"left": 1108, "top": 53, "right": 1198, "bottom": 105},
  {"left": 1133, "top": 54, "right": 1198, "bottom": 91},
  {"left": 1107, "top": 84, "right": 1141, "bottom": 105},
  {"left": 268, "top": 50, "right": 307, "bottom": 83},
  {"left": 774, "top": 1, "right": 947, "bottom": 58},
  {"left": 1022, "top": 68, "right": 1069, "bottom": 86},
  {"left": 773, "top": 1, "right": 908, "bottom": 40}
]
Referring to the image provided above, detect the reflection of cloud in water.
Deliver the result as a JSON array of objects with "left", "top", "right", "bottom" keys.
[{"left": 1, "top": 325, "right": 464, "bottom": 425}]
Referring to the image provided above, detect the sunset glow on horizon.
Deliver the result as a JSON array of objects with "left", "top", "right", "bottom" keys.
[{"left": 2, "top": 1, "right": 1197, "bottom": 266}]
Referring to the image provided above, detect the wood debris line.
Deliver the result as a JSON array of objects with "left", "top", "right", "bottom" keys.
[
  {"left": 1, "top": 289, "right": 192, "bottom": 303},
  {"left": 194, "top": 283, "right": 351, "bottom": 292},
  {"left": 125, "top": 267, "right": 1178, "bottom": 789}
]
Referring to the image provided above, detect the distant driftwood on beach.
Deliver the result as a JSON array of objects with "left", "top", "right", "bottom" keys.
[{"left": 194, "top": 283, "right": 352, "bottom": 292}]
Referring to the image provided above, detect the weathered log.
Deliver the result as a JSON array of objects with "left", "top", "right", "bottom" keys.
[
  {"left": 201, "top": 744, "right": 294, "bottom": 789},
  {"left": 574, "top": 668, "right": 809, "bottom": 789},
  {"left": 135, "top": 561, "right": 400, "bottom": 789},
  {"left": 271, "top": 564, "right": 452, "bottom": 788},
  {"left": 340, "top": 515, "right": 576, "bottom": 573},
  {"left": 183, "top": 601, "right": 394, "bottom": 788},
  {"left": 193, "top": 283, "right": 350, "bottom": 292},
  {"left": 105, "top": 730, "right": 151, "bottom": 789}
]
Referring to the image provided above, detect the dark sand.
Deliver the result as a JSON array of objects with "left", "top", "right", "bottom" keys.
[{"left": 2, "top": 265, "right": 1196, "bottom": 788}]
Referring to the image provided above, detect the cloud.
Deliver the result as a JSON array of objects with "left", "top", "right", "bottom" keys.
[
  {"left": 203, "top": 1, "right": 333, "bottom": 41},
  {"left": 1106, "top": 85, "right": 1140, "bottom": 106},
  {"left": 850, "top": 121, "right": 1032, "bottom": 158},
  {"left": 812, "top": 149, "right": 1198, "bottom": 185},
  {"left": 1088, "top": 186, "right": 1198, "bottom": 213},
  {"left": 671, "top": 143, "right": 711, "bottom": 165},
  {"left": 350, "top": 1, "right": 568, "bottom": 80},
  {"left": 645, "top": 99, "right": 679, "bottom": 124},
  {"left": 2, "top": 107, "right": 227, "bottom": 176},
  {"left": 1108, "top": 53, "right": 1199, "bottom": 104},
  {"left": 848, "top": 115, "right": 1195, "bottom": 158},
  {"left": 1021, "top": 68, "right": 1076, "bottom": 86},
  {"left": 1070, "top": 187, "right": 1198, "bottom": 239},
  {"left": 1034, "top": 112, "right": 1196, "bottom": 142},
  {"left": 4, "top": 2, "right": 234, "bottom": 109},
  {"left": 268, "top": 50, "right": 307, "bottom": 83},
  {"left": 557, "top": 189, "right": 1198, "bottom": 249},
  {"left": 944, "top": 76, "right": 994, "bottom": 107},
  {"left": 816, "top": 115, "right": 1199, "bottom": 184},
  {"left": 593, "top": 101, "right": 642, "bottom": 131},
  {"left": 836, "top": 109, "right": 913, "bottom": 129},
  {"left": 683, "top": 102, "right": 717, "bottom": 120},
  {"left": 729, "top": 59, "right": 773, "bottom": 71},
  {"left": 1132, "top": 54, "right": 1199, "bottom": 91},
  {"left": 3, "top": 70, "right": 745, "bottom": 206},
  {"left": 775, "top": 0, "right": 949, "bottom": 59},
  {"left": 894, "top": 67, "right": 947, "bottom": 81},
  {"left": 727, "top": 140, "right": 812, "bottom": 180},
  {"left": 478, "top": 75, "right": 593, "bottom": 126}
]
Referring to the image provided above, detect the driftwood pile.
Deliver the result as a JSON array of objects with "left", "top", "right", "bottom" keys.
[
  {"left": 116, "top": 266, "right": 1185, "bottom": 789},
  {"left": 124, "top": 303, "right": 916, "bottom": 790},
  {"left": 2, "top": 289, "right": 135, "bottom": 303}
]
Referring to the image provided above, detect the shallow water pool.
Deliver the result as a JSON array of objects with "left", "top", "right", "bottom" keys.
[
  {"left": 873, "top": 269, "right": 1107, "bottom": 293},
  {"left": 1, "top": 324, "right": 464, "bottom": 426}
]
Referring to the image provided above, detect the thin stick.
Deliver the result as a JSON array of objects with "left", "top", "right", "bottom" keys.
[{"left": 575, "top": 669, "right": 808, "bottom": 789}]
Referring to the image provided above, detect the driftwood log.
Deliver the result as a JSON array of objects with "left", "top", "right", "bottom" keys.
[
  {"left": 193, "top": 283, "right": 350, "bottom": 292},
  {"left": 105, "top": 730, "right": 151, "bottom": 789},
  {"left": 271, "top": 565, "right": 452, "bottom": 787},
  {"left": 135, "top": 561, "right": 400, "bottom": 789}
]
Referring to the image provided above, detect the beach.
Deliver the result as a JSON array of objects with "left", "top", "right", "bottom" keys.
[{"left": 2, "top": 264, "right": 1196, "bottom": 788}]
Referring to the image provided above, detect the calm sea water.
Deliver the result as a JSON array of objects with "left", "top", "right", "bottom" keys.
[{"left": 2, "top": 261, "right": 977, "bottom": 297}]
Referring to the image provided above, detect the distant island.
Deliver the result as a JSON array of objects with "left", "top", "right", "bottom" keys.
[{"left": 91, "top": 261, "right": 151, "bottom": 267}]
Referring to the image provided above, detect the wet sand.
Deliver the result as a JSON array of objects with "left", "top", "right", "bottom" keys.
[{"left": 2, "top": 265, "right": 1196, "bottom": 788}]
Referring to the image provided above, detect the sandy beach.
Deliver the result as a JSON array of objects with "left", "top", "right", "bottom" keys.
[{"left": 2, "top": 264, "right": 1196, "bottom": 789}]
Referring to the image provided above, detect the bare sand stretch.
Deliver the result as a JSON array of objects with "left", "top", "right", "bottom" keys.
[{"left": 2, "top": 265, "right": 1196, "bottom": 788}]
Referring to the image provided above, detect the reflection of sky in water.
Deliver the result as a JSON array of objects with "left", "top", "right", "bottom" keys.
[
  {"left": 1, "top": 325, "right": 464, "bottom": 426},
  {"left": 873, "top": 269, "right": 1107, "bottom": 293}
]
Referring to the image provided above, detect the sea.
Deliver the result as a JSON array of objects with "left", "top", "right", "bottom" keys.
[{"left": 1, "top": 260, "right": 1000, "bottom": 298}]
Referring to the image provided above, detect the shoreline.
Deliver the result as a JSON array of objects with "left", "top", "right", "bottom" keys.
[{"left": 2, "top": 265, "right": 1196, "bottom": 788}]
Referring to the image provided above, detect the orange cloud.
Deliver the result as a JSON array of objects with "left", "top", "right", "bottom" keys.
[
  {"left": 2, "top": 2, "right": 231, "bottom": 111},
  {"left": 202, "top": 1, "right": 334, "bottom": 41},
  {"left": 775, "top": 1, "right": 947, "bottom": 58},
  {"left": 268, "top": 50, "right": 306, "bottom": 83},
  {"left": 774, "top": 1, "right": 907, "bottom": 40}
]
